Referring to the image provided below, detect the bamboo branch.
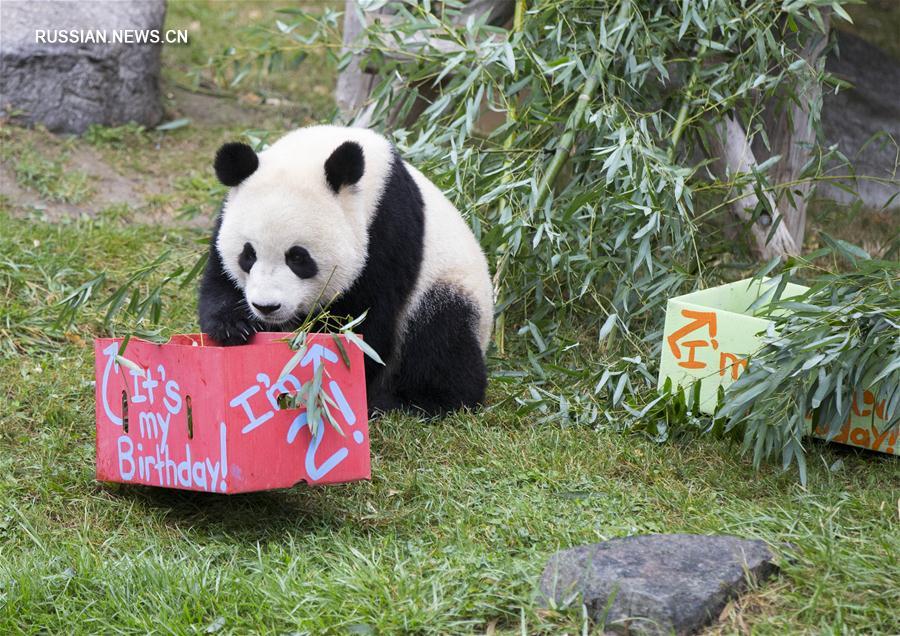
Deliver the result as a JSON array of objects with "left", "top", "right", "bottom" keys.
[
  {"left": 533, "top": 0, "right": 632, "bottom": 211},
  {"left": 668, "top": 43, "right": 708, "bottom": 162}
]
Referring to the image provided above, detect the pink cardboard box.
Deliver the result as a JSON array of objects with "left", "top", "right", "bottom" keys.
[{"left": 94, "top": 332, "right": 370, "bottom": 493}]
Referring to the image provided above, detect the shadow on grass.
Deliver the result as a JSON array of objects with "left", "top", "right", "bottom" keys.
[{"left": 99, "top": 480, "right": 368, "bottom": 539}]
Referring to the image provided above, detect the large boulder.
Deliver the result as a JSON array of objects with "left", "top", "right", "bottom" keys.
[
  {"left": 820, "top": 31, "right": 900, "bottom": 210},
  {"left": 0, "top": 0, "right": 166, "bottom": 133},
  {"left": 538, "top": 534, "right": 779, "bottom": 635}
]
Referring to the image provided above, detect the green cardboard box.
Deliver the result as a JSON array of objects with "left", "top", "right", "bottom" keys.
[{"left": 657, "top": 278, "right": 897, "bottom": 455}]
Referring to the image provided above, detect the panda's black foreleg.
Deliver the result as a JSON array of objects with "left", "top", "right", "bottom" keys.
[
  {"left": 353, "top": 308, "right": 402, "bottom": 417},
  {"left": 392, "top": 286, "right": 487, "bottom": 417},
  {"left": 198, "top": 230, "right": 258, "bottom": 345},
  {"left": 367, "top": 389, "right": 402, "bottom": 416}
]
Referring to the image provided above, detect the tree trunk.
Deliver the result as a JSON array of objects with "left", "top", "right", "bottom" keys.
[
  {"left": 710, "top": 115, "right": 799, "bottom": 261},
  {"left": 767, "top": 10, "right": 832, "bottom": 246}
]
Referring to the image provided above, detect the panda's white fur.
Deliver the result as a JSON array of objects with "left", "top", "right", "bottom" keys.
[
  {"left": 402, "top": 162, "right": 493, "bottom": 351},
  {"left": 217, "top": 127, "right": 392, "bottom": 325},
  {"left": 202, "top": 125, "right": 493, "bottom": 414}
]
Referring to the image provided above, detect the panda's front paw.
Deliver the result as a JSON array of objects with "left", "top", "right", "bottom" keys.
[{"left": 201, "top": 311, "right": 258, "bottom": 346}]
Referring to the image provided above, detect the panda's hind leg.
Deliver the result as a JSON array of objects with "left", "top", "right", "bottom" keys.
[{"left": 393, "top": 285, "right": 487, "bottom": 416}]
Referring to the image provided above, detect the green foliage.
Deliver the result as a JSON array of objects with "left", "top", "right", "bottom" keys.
[
  {"left": 83, "top": 122, "right": 148, "bottom": 148},
  {"left": 0, "top": 208, "right": 201, "bottom": 358},
  {"left": 342, "top": 0, "right": 835, "bottom": 337},
  {"left": 721, "top": 251, "right": 900, "bottom": 484},
  {"left": 319, "top": 0, "right": 880, "bottom": 470},
  {"left": 328, "top": 0, "right": 896, "bottom": 478},
  {"left": 276, "top": 309, "right": 384, "bottom": 438},
  {"left": 57, "top": 0, "right": 893, "bottom": 479},
  {"left": 321, "top": 0, "right": 842, "bottom": 411},
  {"left": 56, "top": 248, "right": 208, "bottom": 334},
  {"left": 0, "top": 205, "right": 897, "bottom": 632}
]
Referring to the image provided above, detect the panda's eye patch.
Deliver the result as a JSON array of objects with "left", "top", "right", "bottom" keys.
[
  {"left": 286, "top": 245, "right": 318, "bottom": 279},
  {"left": 238, "top": 242, "right": 256, "bottom": 273}
]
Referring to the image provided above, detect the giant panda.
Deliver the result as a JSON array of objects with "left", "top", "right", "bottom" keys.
[{"left": 198, "top": 125, "right": 493, "bottom": 416}]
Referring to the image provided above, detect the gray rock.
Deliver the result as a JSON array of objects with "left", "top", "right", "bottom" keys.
[
  {"left": 820, "top": 31, "right": 900, "bottom": 210},
  {"left": 0, "top": 0, "right": 166, "bottom": 133},
  {"left": 538, "top": 534, "right": 779, "bottom": 635}
]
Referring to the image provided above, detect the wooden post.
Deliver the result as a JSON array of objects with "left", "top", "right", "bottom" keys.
[
  {"left": 335, "top": 0, "right": 386, "bottom": 125},
  {"left": 710, "top": 115, "right": 799, "bottom": 260},
  {"left": 768, "top": 10, "right": 832, "bottom": 246}
]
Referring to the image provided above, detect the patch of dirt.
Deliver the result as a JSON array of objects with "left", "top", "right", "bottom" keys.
[
  {"left": 0, "top": 142, "right": 175, "bottom": 223},
  {"left": 0, "top": 83, "right": 313, "bottom": 226},
  {"left": 70, "top": 145, "right": 170, "bottom": 213},
  {"left": 167, "top": 87, "right": 276, "bottom": 128},
  {"left": 163, "top": 85, "right": 323, "bottom": 131}
]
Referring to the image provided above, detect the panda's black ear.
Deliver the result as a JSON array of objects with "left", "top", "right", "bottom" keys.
[
  {"left": 324, "top": 141, "right": 364, "bottom": 193},
  {"left": 214, "top": 142, "right": 259, "bottom": 187}
]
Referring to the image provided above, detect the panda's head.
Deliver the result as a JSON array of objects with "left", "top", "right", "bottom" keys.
[{"left": 213, "top": 129, "right": 378, "bottom": 325}]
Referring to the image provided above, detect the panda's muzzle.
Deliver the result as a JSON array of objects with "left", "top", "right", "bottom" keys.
[{"left": 252, "top": 302, "right": 281, "bottom": 316}]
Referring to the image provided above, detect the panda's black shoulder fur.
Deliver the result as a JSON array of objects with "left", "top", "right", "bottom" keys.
[{"left": 329, "top": 150, "right": 425, "bottom": 390}]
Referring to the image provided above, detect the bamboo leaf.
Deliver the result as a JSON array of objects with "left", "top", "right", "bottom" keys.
[{"left": 343, "top": 331, "right": 384, "bottom": 366}]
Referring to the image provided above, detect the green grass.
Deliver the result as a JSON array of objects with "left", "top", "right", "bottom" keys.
[
  {"left": 1, "top": 1, "right": 898, "bottom": 632},
  {"left": 82, "top": 122, "right": 150, "bottom": 148},
  {"left": 0, "top": 209, "right": 898, "bottom": 634},
  {"left": 162, "top": 0, "right": 338, "bottom": 121},
  {"left": 0, "top": 129, "right": 94, "bottom": 205}
]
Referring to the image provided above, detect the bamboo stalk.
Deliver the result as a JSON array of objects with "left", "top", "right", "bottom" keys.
[
  {"left": 668, "top": 43, "right": 708, "bottom": 162},
  {"left": 493, "top": 0, "right": 527, "bottom": 356},
  {"left": 533, "top": 53, "right": 605, "bottom": 211},
  {"left": 709, "top": 115, "right": 799, "bottom": 260},
  {"left": 532, "top": 0, "right": 631, "bottom": 211},
  {"left": 513, "top": 0, "right": 525, "bottom": 32}
]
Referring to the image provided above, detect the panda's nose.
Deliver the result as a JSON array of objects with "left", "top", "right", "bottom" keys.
[{"left": 252, "top": 302, "right": 281, "bottom": 315}]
